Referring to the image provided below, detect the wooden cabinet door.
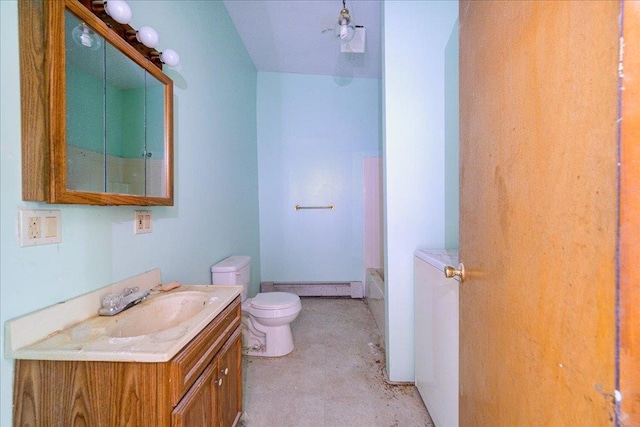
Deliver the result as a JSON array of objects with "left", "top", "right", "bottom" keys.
[
  {"left": 217, "top": 330, "right": 243, "bottom": 427},
  {"left": 171, "top": 329, "right": 242, "bottom": 427},
  {"left": 459, "top": 1, "right": 619, "bottom": 425},
  {"left": 172, "top": 358, "right": 218, "bottom": 427},
  {"left": 13, "top": 360, "right": 160, "bottom": 427}
]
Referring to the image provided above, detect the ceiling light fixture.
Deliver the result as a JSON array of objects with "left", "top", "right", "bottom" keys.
[
  {"left": 337, "top": 0, "right": 356, "bottom": 42},
  {"left": 71, "top": 23, "right": 102, "bottom": 50}
]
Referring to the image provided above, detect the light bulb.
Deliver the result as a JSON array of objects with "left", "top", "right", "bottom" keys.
[
  {"left": 104, "top": 0, "right": 132, "bottom": 25},
  {"left": 336, "top": 6, "right": 355, "bottom": 42},
  {"left": 136, "top": 26, "right": 159, "bottom": 48},
  {"left": 160, "top": 49, "right": 180, "bottom": 67},
  {"left": 340, "top": 23, "right": 348, "bottom": 40},
  {"left": 72, "top": 23, "right": 102, "bottom": 51}
]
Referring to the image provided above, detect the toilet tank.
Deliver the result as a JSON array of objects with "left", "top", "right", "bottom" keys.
[{"left": 211, "top": 255, "right": 251, "bottom": 300}]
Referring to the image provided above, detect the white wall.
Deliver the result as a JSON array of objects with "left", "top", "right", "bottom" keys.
[
  {"left": 257, "top": 72, "right": 380, "bottom": 285},
  {"left": 383, "top": 0, "right": 459, "bottom": 382},
  {"left": 445, "top": 20, "right": 460, "bottom": 250},
  {"left": 0, "top": 1, "right": 259, "bottom": 423}
]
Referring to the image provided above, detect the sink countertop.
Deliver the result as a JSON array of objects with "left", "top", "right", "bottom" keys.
[{"left": 5, "top": 270, "right": 242, "bottom": 363}]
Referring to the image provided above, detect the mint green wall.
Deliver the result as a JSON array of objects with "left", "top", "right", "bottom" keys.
[
  {"left": 0, "top": 1, "right": 258, "bottom": 424},
  {"left": 257, "top": 72, "right": 380, "bottom": 284},
  {"left": 66, "top": 65, "right": 106, "bottom": 152},
  {"left": 109, "top": 89, "right": 126, "bottom": 156},
  {"left": 383, "top": 0, "right": 458, "bottom": 382},
  {"left": 146, "top": 83, "right": 165, "bottom": 156},
  {"left": 444, "top": 20, "right": 460, "bottom": 249},
  {"left": 67, "top": 66, "right": 145, "bottom": 158},
  {"left": 118, "top": 87, "right": 144, "bottom": 158},
  {"left": 67, "top": 67, "right": 162, "bottom": 159}
]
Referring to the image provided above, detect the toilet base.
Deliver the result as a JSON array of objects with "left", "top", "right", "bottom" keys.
[{"left": 242, "top": 320, "right": 295, "bottom": 357}]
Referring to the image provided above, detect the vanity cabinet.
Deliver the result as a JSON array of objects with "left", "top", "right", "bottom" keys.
[
  {"left": 173, "top": 330, "right": 242, "bottom": 427},
  {"left": 13, "top": 297, "right": 242, "bottom": 427}
]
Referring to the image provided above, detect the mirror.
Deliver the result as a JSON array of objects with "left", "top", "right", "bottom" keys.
[
  {"left": 65, "top": 10, "right": 167, "bottom": 198},
  {"left": 19, "top": 0, "right": 173, "bottom": 205}
]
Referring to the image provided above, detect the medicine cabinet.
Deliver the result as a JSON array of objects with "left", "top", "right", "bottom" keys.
[{"left": 19, "top": 0, "right": 174, "bottom": 205}]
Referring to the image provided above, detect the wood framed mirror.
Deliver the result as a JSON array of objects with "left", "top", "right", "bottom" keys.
[{"left": 19, "top": 0, "right": 174, "bottom": 206}]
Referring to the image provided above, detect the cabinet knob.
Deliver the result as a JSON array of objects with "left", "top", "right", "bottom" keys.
[
  {"left": 222, "top": 367, "right": 229, "bottom": 376},
  {"left": 217, "top": 378, "right": 223, "bottom": 387}
]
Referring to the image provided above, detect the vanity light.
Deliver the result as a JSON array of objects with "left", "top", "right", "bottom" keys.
[
  {"left": 336, "top": 0, "right": 356, "bottom": 42},
  {"left": 136, "top": 26, "right": 159, "bottom": 48},
  {"left": 71, "top": 23, "right": 102, "bottom": 50},
  {"left": 104, "top": 0, "right": 132, "bottom": 25},
  {"left": 91, "top": 0, "right": 132, "bottom": 25},
  {"left": 150, "top": 49, "right": 181, "bottom": 67},
  {"left": 83, "top": 2, "right": 179, "bottom": 71},
  {"left": 159, "top": 49, "right": 180, "bottom": 67}
]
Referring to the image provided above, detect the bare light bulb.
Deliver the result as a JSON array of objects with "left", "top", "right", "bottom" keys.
[
  {"left": 136, "top": 26, "right": 159, "bottom": 48},
  {"left": 340, "top": 21, "right": 349, "bottom": 40},
  {"left": 72, "top": 23, "right": 102, "bottom": 51},
  {"left": 160, "top": 49, "right": 180, "bottom": 67},
  {"left": 337, "top": 6, "right": 355, "bottom": 42},
  {"left": 104, "top": 0, "right": 132, "bottom": 25}
]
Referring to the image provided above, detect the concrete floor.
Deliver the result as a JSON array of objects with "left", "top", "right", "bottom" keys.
[{"left": 240, "top": 297, "right": 434, "bottom": 427}]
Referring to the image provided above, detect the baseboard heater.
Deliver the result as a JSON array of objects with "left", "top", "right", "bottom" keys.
[{"left": 261, "top": 281, "right": 364, "bottom": 299}]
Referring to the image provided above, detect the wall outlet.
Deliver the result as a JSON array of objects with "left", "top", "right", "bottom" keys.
[
  {"left": 19, "top": 209, "right": 62, "bottom": 247},
  {"left": 134, "top": 210, "right": 152, "bottom": 234},
  {"left": 28, "top": 217, "right": 41, "bottom": 239}
]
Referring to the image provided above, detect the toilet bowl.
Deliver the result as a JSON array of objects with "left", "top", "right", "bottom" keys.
[
  {"left": 211, "top": 256, "right": 301, "bottom": 357},
  {"left": 242, "top": 292, "right": 301, "bottom": 357}
]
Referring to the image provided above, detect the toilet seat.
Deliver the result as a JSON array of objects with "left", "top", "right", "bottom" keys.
[
  {"left": 251, "top": 292, "right": 300, "bottom": 309},
  {"left": 245, "top": 292, "right": 301, "bottom": 319}
]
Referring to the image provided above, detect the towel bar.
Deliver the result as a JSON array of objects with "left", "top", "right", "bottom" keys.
[{"left": 295, "top": 204, "right": 334, "bottom": 210}]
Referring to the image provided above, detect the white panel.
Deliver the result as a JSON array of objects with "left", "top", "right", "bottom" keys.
[
  {"left": 383, "top": 0, "right": 459, "bottom": 382},
  {"left": 363, "top": 157, "right": 382, "bottom": 269},
  {"left": 414, "top": 255, "right": 458, "bottom": 427}
]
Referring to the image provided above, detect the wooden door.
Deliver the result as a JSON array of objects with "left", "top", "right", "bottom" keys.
[
  {"left": 459, "top": 1, "right": 619, "bottom": 425},
  {"left": 620, "top": 2, "right": 640, "bottom": 424}
]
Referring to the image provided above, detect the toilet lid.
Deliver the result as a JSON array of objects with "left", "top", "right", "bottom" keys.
[{"left": 251, "top": 292, "right": 300, "bottom": 309}]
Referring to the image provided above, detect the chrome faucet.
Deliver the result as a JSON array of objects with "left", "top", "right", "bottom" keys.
[{"left": 99, "top": 286, "right": 150, "bottom": 316}]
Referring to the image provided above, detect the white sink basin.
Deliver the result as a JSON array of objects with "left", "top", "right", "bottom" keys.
[
  {"left": 5, "top": 282, "right": 243, "bottom": 363},
  {"left": 107, "top": 291, "right": 216, "bottom": 338}
]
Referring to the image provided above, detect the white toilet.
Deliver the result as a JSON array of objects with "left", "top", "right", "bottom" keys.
[{"left": 211, "top": 255, "right": 301, "bottom": 357}]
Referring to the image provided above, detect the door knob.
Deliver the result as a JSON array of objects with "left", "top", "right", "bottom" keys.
[{"left": 444, "top": 263, "right": 465, "bottom": 281}]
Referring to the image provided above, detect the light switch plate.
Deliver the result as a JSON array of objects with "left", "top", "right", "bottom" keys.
[
  {"left": 134, "top": 210, "right": 152, "bottom": 234},
  {"left": 19, "top": 209, "right": 62, "bottom": 247}
]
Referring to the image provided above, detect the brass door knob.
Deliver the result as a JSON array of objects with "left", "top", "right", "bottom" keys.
[{"left": 444, "top": 263, "right": 466, "bottom": 281}]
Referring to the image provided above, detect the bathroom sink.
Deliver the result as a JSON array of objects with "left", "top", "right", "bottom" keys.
[
  {"left": 5, "top": 280, "right": 243, "bottom": 363},
  {"left": 107, "top": 291, "right": 216, "bottom": 338}
]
